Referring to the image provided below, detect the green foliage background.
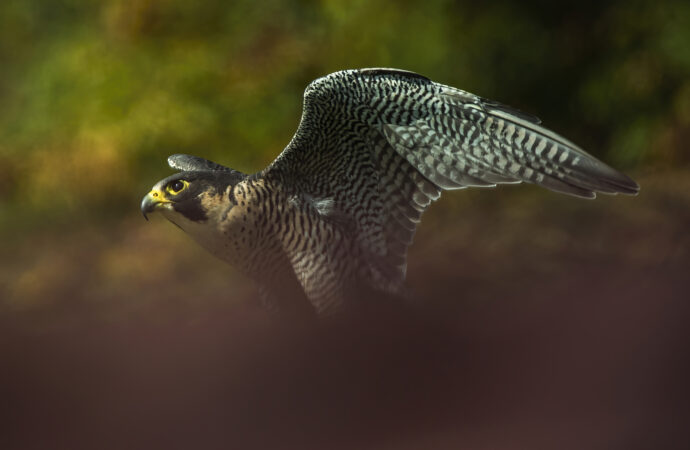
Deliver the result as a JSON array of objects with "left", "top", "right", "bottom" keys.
[
  {"left": 2, "top": 0, "right": 689, "bottom": 219},
  {"left": 1, "top": 0, "right": 688, "bottom": 315}
]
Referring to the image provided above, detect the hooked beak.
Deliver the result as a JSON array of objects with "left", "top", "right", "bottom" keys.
[{"left": 140, "top": 190, "right": 170, "bottom": 220}]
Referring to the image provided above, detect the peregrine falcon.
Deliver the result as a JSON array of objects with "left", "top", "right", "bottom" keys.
[{"left": 141, "top": 68, "right": 639, "bottom": 314}]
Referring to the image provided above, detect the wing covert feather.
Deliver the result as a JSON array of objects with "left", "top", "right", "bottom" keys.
[{"left": 266, "top": 69, "right": 639, "bottom": 294}]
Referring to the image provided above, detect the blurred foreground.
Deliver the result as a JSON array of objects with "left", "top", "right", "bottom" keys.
[{"left": 1, "top": 168, "right": 688, "bottom": 449}]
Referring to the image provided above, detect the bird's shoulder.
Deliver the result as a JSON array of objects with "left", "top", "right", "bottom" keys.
[
  {"left": 302, "top": 68, "right": 434, "bottom": 105},
  {"left": 299, "top": 68, "right": 542, "bottom": 128}
]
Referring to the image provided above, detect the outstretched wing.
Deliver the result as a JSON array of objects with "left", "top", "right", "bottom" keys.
[{"left": 266, "top": 68, "right": 639, "bottom": 295}]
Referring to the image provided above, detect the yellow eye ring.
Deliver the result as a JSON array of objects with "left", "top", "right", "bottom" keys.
[{"left": 166, "top": 179, "right": 188, "bottom": 195}]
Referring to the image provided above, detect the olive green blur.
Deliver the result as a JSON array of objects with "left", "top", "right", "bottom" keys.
[{"left": 1, "top": 0, "right": 688, "bottom": 316}]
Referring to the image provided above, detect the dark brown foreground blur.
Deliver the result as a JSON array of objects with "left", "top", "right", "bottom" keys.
[{"left": 1, "top": 169, "right": 689, "bottom": 449}]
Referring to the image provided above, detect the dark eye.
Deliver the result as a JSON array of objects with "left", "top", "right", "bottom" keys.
[{"left": 169, "top": 180, "right": 186, "bottom": 194}]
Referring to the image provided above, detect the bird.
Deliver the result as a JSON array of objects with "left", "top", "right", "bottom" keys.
[{"left": 141, "top": 68, "right": 639, "bottom": 315}]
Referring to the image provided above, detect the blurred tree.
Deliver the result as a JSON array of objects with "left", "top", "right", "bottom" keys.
[{"left": 0, "top": 0, "right": 688, "bottom": 229}]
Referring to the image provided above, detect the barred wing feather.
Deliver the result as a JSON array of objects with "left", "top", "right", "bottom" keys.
[{"left": 268, "top": 68, "right": 639, "bottom": 295}]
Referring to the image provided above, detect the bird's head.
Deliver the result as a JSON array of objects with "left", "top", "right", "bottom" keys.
[{"left": 141, "top": 154, "right": 246, "bottom": 230}]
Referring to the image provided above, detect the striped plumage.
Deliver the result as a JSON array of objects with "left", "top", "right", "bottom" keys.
[{"left": 141, "top": 68, "right": 639, "bottom": 315}]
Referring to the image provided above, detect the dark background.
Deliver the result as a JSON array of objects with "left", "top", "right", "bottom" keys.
[{"left": 1, "top": 1, "right": 688, "bottom": 448}]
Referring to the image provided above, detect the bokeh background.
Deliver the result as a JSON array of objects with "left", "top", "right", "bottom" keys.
[{"left": 1, "top": 1, "right": 688, "bottom": 449}]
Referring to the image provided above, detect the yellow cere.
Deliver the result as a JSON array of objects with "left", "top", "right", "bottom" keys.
[{"left": 148, "top": 189, "right": 172, "bottom": 204}]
